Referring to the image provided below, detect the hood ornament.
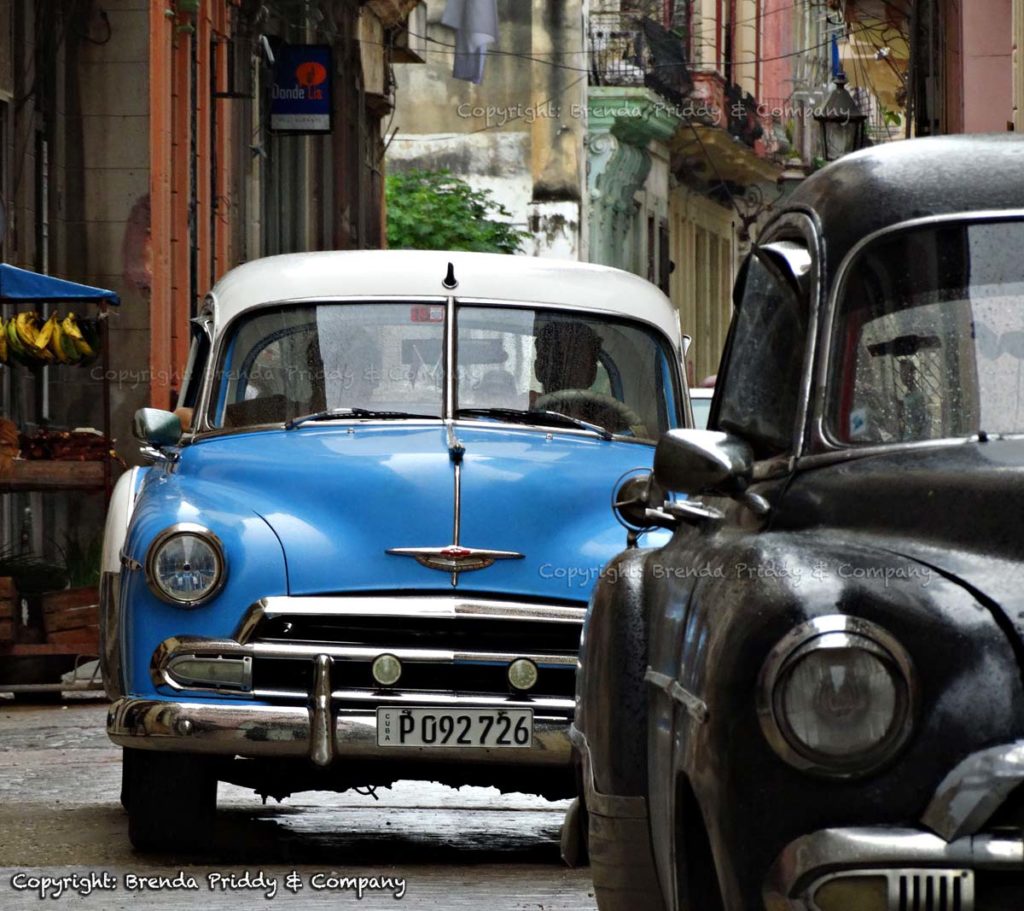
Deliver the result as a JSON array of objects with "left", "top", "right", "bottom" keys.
[
  {"left": 391, "top": 424, "right": 523, "bottom": 586},
  {"left": 387, "top": 545, "right": 523, "bottom": 575}
]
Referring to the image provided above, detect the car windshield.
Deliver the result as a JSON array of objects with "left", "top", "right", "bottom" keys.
[
  {"left": 829, "top": 219, "right": 1024, "bottom": 444},
  {"left": 206, "top": 301, "right": 678, "bottom": 441}
]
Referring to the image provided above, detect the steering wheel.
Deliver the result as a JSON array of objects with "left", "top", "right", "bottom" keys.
[{"left": 533, "top": 389, "right": 648, "bottom": 438}]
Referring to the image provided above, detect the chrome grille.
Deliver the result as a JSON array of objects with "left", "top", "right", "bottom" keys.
[
  {"left": 240, "top": 596, "right": 585, "bottom": 712},
  {"left": 807, "top": 869, "right": 975, "bottom": 911},
  {"left": 894, "top": 870, "right": 973, "bottom": 911}
]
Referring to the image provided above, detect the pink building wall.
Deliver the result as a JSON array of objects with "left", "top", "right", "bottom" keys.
[
  {"left": 961, "top": 0, "right": 1013, "bottom": 132},
  {"left": 760, "top": 0, "right": 793, "bottom": 111}
]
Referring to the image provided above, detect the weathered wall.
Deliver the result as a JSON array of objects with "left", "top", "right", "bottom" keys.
[
  {"left": 961, "top": 0, "right": 1013, "bottom": 132},
  {"left": 62, "top": 0, "right": 151, "bottom": 458},
  {"left": 388, "top": 0, "right": 584, "bottom": 259}
]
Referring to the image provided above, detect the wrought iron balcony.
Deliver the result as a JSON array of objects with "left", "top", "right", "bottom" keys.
[{"left": 588, "top": 10, "right": 693, "bottom": 105}]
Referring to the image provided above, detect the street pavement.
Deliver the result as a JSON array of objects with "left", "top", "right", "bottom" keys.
[{"left": 0, "top": 697, "right": 596, "bottom": 910}]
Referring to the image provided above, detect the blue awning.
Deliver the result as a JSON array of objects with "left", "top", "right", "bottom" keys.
[{"left": 0, "top": 264, "right": 120, "bottom": 305}]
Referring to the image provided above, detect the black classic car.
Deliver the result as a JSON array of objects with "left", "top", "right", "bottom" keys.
[{"left": 572, "top": 135, "right": 1024, "bottom": 911}]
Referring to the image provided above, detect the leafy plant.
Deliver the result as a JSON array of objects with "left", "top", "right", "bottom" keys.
[
  {"left": 56, "top": 534, "right": 102, "bottom": 589},
  {"left": 386, "top": 169, "right": 529, "bottom": 255},
  {"left": 881, "top": 107, "right": 903, "bottom": 127},
  {"left": 0, "top": 546, "right": 68, "bottom": 594}
]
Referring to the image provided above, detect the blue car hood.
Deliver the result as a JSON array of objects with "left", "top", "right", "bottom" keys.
[{"left": 177, "top": 423, "right": 660, "bottom": 602}]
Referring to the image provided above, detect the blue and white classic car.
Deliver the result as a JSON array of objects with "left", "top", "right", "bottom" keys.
[{"left": 99, "top": 249, "right": 689, "bottom": 850}]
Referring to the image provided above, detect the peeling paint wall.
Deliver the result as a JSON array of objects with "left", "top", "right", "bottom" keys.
[{"left": 388, "top": 0, "right": 584, "bottom": 259}]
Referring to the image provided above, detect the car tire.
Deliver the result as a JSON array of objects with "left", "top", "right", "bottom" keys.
[{"left": 125, "top": 749, "right": 217, "bottom": 852}]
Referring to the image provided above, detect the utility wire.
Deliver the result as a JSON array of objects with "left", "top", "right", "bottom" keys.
[{"left": 408, "top": 23, "right": 876, "bottom": 71}]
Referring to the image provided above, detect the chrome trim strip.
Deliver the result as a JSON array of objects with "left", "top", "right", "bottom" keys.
[
  {"left": 328, "top": 690, "right": 574, "bottom": 711},
  {"left": 922, "top": 740, "right": 1024, "bottom": 841},
  {"left": 107, "top": 698, "right": 572, "bottom": 766},
  {"left": 810, "top": 209, "right": 1024, "bottom": 455},
  {"left": 644, "top": 668, "right": 709, "bottom": 724},
  {"left": 250, "top": 688, "right": 574, "bottom": 712},
  {"left": 155, "top": 635, "right": 577, "bottom": 675},
  {"left": 235, "top": 596, "right": 587, "bottom": 643},
  {"left": 756, "top": 615, "right": 916, "bottom": 777},
  {"left": 259, "top": 643, "right": 577, "bottom": 666},
  {"left": 309, "top": 655, "right": 333, "bottom": 767},
  {"left": 569, "top": 724, "right": 648, "bottom": 819},
  {"left": 444, "top": 295, "right": 455, "bottom": 419},
  {"left": 451, "top": 462, "right": 461, "bottom": 588},
  {"left": 764, "top": 826, "right": 1024, "bottom": 906}
]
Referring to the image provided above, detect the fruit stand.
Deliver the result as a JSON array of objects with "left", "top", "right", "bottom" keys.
[{"left": 0, "top": 264, "right": 120, "bottom": 696}]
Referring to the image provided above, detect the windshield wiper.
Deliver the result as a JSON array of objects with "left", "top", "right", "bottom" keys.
[
  {"left": 456, "top": 407, "right": 613, "bottom": 441},
  {"left": 285, "top": 408, "right": 437, "bottom": 430}
]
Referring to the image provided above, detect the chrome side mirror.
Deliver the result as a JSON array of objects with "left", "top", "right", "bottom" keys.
[
  {"left": 133, "top": 408, "right": 182, "bottom": 454},
  {"left": 653, "top": 429, "right": 754, "bottom": 497}
]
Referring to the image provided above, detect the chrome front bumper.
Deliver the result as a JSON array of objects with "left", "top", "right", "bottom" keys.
[
  {"left": 112, "top": 594, "right": 580, "bottom": 770},
  {"left": 108, "top": 696, "right": 572, "bottom": 767},
  {"left": 764, "top": 741, "right": 1024, "bottom": 910}
]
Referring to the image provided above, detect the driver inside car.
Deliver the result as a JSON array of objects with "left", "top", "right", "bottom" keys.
[{"left": 531, "top": 320, "right": 640, "bottom": 435}]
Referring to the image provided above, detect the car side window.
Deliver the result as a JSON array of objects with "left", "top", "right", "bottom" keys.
[{"left": 715, "top": 250, "right": 808, "bottom": 459}]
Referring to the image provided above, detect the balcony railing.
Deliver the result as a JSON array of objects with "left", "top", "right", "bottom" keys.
[{"left": 589, "top": 11, "right": 692, "bottom": 105}]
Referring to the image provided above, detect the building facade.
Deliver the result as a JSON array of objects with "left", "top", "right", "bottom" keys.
[{"left": 0, "top": 0, "right": 419, "bottom": 554}]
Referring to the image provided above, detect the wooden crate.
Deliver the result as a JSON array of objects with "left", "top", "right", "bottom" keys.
[
  {"left": 0, "top": 578, "right": 14, "bottom": 644},
  {"left": 42, "top": 586, "right": 100, "bottom": 649}
]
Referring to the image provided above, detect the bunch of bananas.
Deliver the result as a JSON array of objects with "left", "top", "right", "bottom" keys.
[{"left": 0, "top": 312, "right": 101, "bottom": 367}]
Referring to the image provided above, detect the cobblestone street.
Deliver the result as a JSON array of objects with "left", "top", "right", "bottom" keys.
[{"left": 0, "top": 699, "right": 595, "bottom": 910}]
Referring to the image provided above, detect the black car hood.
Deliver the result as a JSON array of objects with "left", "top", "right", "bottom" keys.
[{"left": 778, "top": 439, "right": 1024, "bottom": 641}]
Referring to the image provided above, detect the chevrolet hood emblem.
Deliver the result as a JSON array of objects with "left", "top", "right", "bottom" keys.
[{"left": 386, "top": 545, "right": 524, "bottom": 574}]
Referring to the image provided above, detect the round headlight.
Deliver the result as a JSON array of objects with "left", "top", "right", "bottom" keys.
[
  {"left": 146, "top": 525, "right": 226, "bottom": 606},
  {"left": 758, "top": 616, "right": 915, "bottom": 776}
]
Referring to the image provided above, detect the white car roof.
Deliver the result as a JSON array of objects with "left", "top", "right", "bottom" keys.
[{"left": 205, "top": 250, "right": 682, "bottom": 347}]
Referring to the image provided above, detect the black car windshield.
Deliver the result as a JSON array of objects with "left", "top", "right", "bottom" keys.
[
  {"left": 829, "top": 219, "right": 1024, "bottom": 444},
  {"left": 206, "top": 302, "right": 678, "bottom": 440}
]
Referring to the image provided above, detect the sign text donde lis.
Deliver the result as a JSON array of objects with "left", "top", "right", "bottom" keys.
[{"left": 271, "top": 45, "right": 332, "bottom": 133}]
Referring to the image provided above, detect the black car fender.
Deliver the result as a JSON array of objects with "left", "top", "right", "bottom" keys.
[
  {"left": 577, "top": 545, "right": 657, "bottom": 798},
  {"left": 659, "top": 528, "right": 1024, "bottom": 910}
]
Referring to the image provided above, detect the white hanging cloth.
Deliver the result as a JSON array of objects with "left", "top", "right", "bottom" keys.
[{"left": 441, "top": 0, "right": 499, "bottom": 85}]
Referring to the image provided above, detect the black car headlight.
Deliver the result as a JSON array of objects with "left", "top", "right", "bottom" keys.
[
  {"left": 757, "top": 616, "right": 915, "bottom": 776},
  {"left": 146, "top": 524, "right": 227, "bottom": 606}
]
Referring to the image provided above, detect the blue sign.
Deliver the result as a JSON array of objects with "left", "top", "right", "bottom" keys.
[{"left": 270, "top": 45, "right": 332, "bottom": 133}]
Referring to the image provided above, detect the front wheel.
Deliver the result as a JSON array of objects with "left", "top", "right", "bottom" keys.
[{"left": 124, "top": 748, "right": 217, "bottom": 852}]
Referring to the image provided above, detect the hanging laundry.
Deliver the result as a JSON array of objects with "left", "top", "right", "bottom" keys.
[{"left": 441, "top": 0, "right": 499, "bottom": 85}]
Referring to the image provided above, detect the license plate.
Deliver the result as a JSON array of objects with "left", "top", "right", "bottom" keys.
[{"left": 376, "top": 708, "right": 533, "bottom": 748}]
